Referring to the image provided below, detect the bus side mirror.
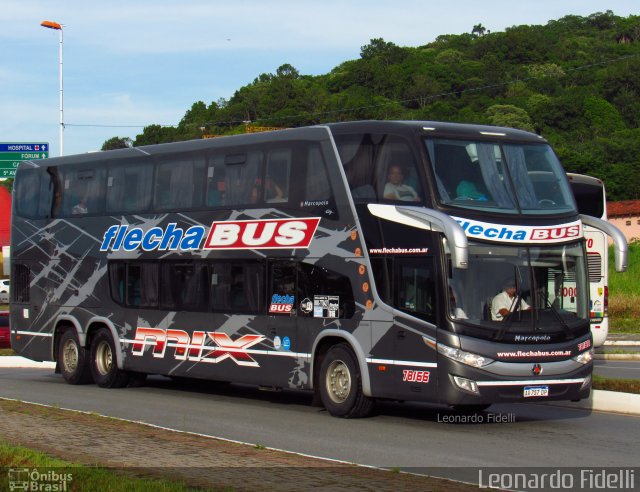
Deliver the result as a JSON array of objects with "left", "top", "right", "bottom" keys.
[
  {"left": 367, "top": 204, "right": 468, "bottom": 269},
  {"left": 397, "top": 207, "right": 469, "bottom": 270},
  {"left": 580, "top": 214, "right": 628, "bottom": 272}
]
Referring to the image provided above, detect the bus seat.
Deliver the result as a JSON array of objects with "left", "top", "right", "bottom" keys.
[{"left": 483, "top": 300, "right": 492, "bottom": 321}]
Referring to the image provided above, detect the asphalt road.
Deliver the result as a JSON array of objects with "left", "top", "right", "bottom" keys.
[
  {"left": 0, "top": 366, "right": 638, "bottom": 486},
  {"left": 594, "top": 359, "right": 640, "bottom": 380}
]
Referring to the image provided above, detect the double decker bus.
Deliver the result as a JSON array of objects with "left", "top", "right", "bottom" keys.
[
  {"left": 567, "top": 173, "right": 610, "bottom": 347},
  {"left": 10, "top": 121, "right": 628, "bottom": 417}
]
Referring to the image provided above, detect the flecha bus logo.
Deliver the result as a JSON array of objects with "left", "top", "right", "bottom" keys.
[
  {"left": 269, "top": 294, "right": 295, "bottom": 313},
  {"left": 454, "top": 217, "right": 583, "bottom": 244},
  {"left": 100, "top": 217, "right": 321, "bottom": 252},
  {"left": 205, "top": 217, "right": 320, "bottom": 250}
]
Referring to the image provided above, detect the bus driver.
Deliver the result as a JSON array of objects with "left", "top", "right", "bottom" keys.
[{"left": 492, "top": 279, "right": 530, "bottom": 321}]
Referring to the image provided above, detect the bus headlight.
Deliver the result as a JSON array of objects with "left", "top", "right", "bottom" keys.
[
  {"left": 453, "top": 376, "right": 479, "bottom": 394},
  {"left": 573, "top": 349, "right": 594, "bottom": 365},
  {"left": 437, "top": 343, "right": 494, "bottom": 368}
]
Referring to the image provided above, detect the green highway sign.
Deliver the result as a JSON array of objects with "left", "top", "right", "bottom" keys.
[
  {"left": 0, "top": 152, "right": 48, "bottom": 160},
  {"left": 0, "top": 142, "right": 49, "bottom": 178}
]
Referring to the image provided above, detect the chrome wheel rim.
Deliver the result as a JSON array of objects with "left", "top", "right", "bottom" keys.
[
  {"left": 325, "top": 359, "right": 351, "bottom": 403},
  {"left": 95, "top": 341, "right": 113, "bottom": 376},
  {"left": 62, "top": 339, "right": 78, "bottom": 373}
]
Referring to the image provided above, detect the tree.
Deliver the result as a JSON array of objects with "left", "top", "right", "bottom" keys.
[
  {"left": 275, "top": 63, "right": 300, "bottom": 79},
  {"left": 583, "top": 96, "right": 626, "bottom": 136},
  {"left": 134, "top": 125, "right": 179, "bottom": 146},
  {"left": 359, "top": 38, "right": 406, "bottom": 66},
  {"left": 485, "top": 104, "right": 535, "bottom": 132},
  {"left": 101, "top": 137, "right": 132, "bottom": 151},
  {"left": 0, "top": 179, "right": 13, "bottom": 194},
  {"left": 472, "top": 24, "right": 486, "bottom": 37}
]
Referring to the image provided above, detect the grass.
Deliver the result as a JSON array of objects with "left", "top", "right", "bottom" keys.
[
  {"left": 0, "top": 441, "right": 208, "bottom": 492},
  {"left": 0, "top": 349, "right": 15, "bottom": 356},
  {"left": 592, "top": 374, "right": 640, "bottom": 395},
  {"left": 608, "top": 241, "right": 640, "bottom": 333}
]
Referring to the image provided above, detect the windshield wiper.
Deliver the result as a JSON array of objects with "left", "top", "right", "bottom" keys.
[
  {"left": 495, "top": 291, "right": 523, "bottom": 341},
  {"left": 540, "top": 292, "right": 575, "bottom": 340},
  {"left": 495, "top": 266, "right": 524, "bottom": 341}
]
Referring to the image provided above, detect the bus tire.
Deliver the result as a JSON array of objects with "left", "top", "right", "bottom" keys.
[
  {"left": 319, "top": 343, "right": 373, "bottom": 418},
  {"left": 58, "top": 329, "right": 92, "bottom": 385},
  {"left": 90, "top": 328, "right": 130, "bottom": 388}
]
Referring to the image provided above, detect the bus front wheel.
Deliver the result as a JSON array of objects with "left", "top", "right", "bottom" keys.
[
  {"left": 58, "top": 329, "right": 92, "bottom": 385},
  {"left": 319, "top": 343, "right": 373, "bottom": 418},
  {"left": 90, "top": 328, "right": 131, "bottom": 388}
]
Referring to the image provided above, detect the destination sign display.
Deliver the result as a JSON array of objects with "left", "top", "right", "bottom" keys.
[{"left": 0, "top": 142, "right": 49, "bottom": 177}]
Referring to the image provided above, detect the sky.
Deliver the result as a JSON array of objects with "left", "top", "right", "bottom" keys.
[{"left": 1, "top": 1, "right": 638, "bottom": 157}]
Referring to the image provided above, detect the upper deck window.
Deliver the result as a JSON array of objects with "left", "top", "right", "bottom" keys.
[
  {"left": 14, "top": 168, "right": 53, "bottom": 219},
  {"left": 425, "top": 139, "right": 576, "bottom": 216},
  {"left": 224, "top": 151, "right": 264, "bottom": 206},
  {"left": 61, "top": 167, "right": 106, "bottom": 216},
  {"left": 264, "top": 149, "right": 291, "bottom": 203},
  {"left": 155, "top": 153, "right": 207, "bottom": 210},
  {"left": 304, "top": 146, "right": 331, "bottom": 200},
  {"left": 335, "top": 134, "right": 422, "bottom": 203},
  {"left": 106, "top": 159, "right": 153, "bottom": 214}
]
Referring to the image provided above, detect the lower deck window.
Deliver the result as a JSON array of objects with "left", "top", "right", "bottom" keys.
[
  {"left": 107, "top": 259, "right": 353, "bottom": 317},
  {"left": 371, "top": 257, "right": 436, "bottom": 323}
]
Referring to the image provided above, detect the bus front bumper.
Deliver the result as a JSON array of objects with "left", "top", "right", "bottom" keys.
[{"left": 437, "top": 358, "right": 592, "bottom": 406}]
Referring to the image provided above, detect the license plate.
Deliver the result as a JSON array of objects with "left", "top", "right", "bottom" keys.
[{"left": 523, "top": 386, "right": 549, "bottom": 398}]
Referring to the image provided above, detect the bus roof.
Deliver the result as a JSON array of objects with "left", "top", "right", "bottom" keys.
[
  {"left": 18, "top": 125, "right": 330, "bottom": 169},
  {"left": 566, "top": 172, "right": 604, "bottom": 187},
  {"left": 324, "top": 120, "right": 547, "bottom": 143},
  {"left": 18, "top": 120, "right": 548, "bottom": 170}
]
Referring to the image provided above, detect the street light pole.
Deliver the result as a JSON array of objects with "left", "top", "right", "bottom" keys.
[{"left": 40, "top": 20, "right": 64, "bottom": 156}]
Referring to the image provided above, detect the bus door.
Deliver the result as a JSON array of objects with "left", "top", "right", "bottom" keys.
[
  {"left": 266, "top": 260, "right": 357, "bottom": 388},
  {"left": 392, "top": 257, "right": 439, "bottom": 400},
  {"left": 371, "top": 256, "right": 439, "bottom": 400},
  {"left": 266, "top": 261, "right": 303, "bottom": 386}
]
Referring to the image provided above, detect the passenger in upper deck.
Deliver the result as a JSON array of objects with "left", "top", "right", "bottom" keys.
[
  {"left": 72, "top": 196, "right": 88, "bottom": 214},
  {"left": 383, "top": 165, "right": 420, "bottom": 202},
  {"left": 264, "top": 176, "right": 285, "bottom": 203},
  {"left": 455, "top": 180, "right": 488, "bottom": 201}
]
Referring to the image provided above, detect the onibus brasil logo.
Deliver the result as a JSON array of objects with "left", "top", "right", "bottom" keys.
[{"left": 8, "top": 468, "right": 73, "bottom": 491}]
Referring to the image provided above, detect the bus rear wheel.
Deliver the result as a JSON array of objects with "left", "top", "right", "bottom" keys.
[
  {"left": 90, "top": 328, "right": 131, "bottom": 388},
  {"left": 58, "top": 329, "right": 92, "bottom": 385},
  {"left": 319, "top": 343, "right": 373, "bottom": 418}
]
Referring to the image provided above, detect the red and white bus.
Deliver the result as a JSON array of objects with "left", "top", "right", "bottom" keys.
[{"left": 567, "top": 173, "right": 610, "bottom": 347}]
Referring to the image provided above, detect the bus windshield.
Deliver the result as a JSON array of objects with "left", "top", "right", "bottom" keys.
[
  {"left": 426, "top": 139, "right": 576, "bottom": 215},
  {"left": 446, "top": 241, "right": 589, "bottom": 339},
  {"left": 570, "top": 177, "right": 606, "bottom": 219}
]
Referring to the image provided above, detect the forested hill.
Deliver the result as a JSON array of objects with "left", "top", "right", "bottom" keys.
[{"left": 105, "top": 11, "right": 640, "bottom": 201}]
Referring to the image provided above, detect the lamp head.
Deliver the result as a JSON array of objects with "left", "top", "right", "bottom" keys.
[{"left": 41, "top": 20, "right": 62, "bottom": 30}]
